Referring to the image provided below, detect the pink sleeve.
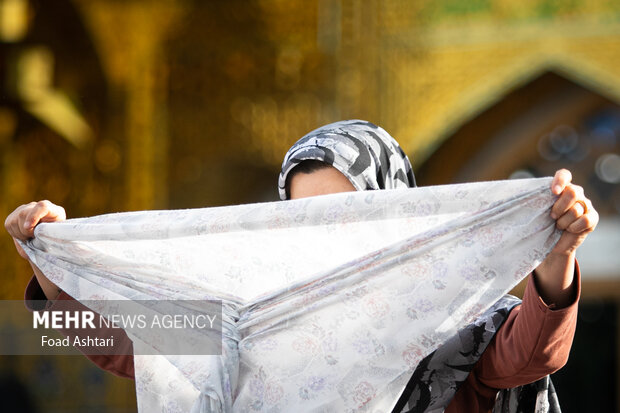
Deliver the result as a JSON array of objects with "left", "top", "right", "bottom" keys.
[
  {"left": 473, "top": 261, "right": 581, "bottom": 389},
  {"left": 24, "top": 276, "right": 136, "bottom": 379}
]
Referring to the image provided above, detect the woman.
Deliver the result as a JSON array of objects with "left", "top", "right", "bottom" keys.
[
  {"left": 6, "top": 120, "right": 598, "bottom": 412},
  {"left": 277, "top": 119, "right": 597, "bottom": 412}
]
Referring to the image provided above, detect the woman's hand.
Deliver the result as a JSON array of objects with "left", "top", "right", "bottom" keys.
[
  {"left": 549, "top": 169, "right": 599, "bottom": 255},
  {"left": 4, "top": 200, "right": 66, "bottom": 299},
  {"left": 534, "top": 169, "right": 599, "bottom": 308}
]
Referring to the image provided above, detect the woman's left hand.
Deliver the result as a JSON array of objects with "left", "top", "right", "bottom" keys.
[
  {"left": 549, "top": 169, "right": 599, "bottom": 255},
  {"left": 533, "top": 169, "right": 598, "bottom": 308}
]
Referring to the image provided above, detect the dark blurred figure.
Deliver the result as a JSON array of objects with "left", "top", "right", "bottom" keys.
[{"left": 0, "top": 371, "right": 37, "bottom": 413}]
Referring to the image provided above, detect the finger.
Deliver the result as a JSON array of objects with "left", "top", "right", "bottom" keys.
[
  {"left": 554, "top": 198, "right": 591, "bottom": 230},
  {"left": 16, "top": 203, "right": 39, "bottom": 238},
  {"left": 551, "top": 185, "right": 584, "bottom": 219},
  {"left": 574, "top": 200, "right": 587, "bottom": 215},
  {"left": 551, "top": 169, "right": 572, "bottom": 195},
  {"left": 22, "top": 201, "right": 66, "bottom": 236},
  {"left": 555, "top": 203, "right": 584, "bottom": 230},
  {"left": 8, "top": 204, "right": 35, "bottom": 240},
  {"left": 4, "top": 205, "right": 24, "bottom": 238},
  {"left": 566, "top": 208, "right": 599, "bottom": 234},
  {"left": 6, "top": 216, "right": 25, "bottom": 240},
  {"left": 4, "top": 203, "right": 27, "bottom": 229}
]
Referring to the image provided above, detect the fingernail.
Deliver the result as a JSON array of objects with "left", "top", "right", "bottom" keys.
[
  {"left": 553, "top": 185, "right": 562, "bottom": 193},
  {"left": 550, "top": 212, "right": 557, "bottom": 219}
]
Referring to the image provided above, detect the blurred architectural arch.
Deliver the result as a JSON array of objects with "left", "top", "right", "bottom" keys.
[
  {"left": 417, "top": 57, "right": 620, "bottom": 168},
  {"left": 417, "top": 70, "right": 620, "bottom": 217}
]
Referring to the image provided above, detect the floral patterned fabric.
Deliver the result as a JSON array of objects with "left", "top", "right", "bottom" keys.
[
  {"left": 392, "top": 295, "right": 522, "bottom": 413},
  {"left": 21, "top": 178, "right": 561, "bottom": 412}
]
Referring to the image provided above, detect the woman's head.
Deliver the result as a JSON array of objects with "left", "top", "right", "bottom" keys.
[{"left": 279, "top": 120, "right": 416, "bottom": 200}]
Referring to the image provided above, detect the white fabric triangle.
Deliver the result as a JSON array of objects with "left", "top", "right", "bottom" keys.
[{"left": 22, "top": 178, "right": 560, "bottom": 412}]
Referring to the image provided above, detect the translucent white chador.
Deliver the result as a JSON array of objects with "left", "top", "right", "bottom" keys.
[{"left": 21, "top": 177, "right": 560, "bottom": 412}]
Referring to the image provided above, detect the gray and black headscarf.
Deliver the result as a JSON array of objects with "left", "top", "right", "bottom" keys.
[{"left": 278, "top": 119, "right": 416, "bottom": 200}]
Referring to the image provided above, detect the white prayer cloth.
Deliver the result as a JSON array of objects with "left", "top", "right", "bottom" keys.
[{"left": 22, "top": 178, "right": 561, "bottom": 412}]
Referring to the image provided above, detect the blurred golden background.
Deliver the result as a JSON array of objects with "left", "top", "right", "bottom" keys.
[{"left": 1, "top": 0, "right": 620, "bottom": 411}]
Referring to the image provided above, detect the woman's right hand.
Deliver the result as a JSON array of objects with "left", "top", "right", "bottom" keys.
[
  {"left": 5, "top": 200, "right": 66, "bottom": 259},
  {"left": 5, "top": 200, "right": 66, "bottom": 300}
]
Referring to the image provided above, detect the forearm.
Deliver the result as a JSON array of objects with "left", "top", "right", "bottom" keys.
[
  {"left": 30, "top": 261, "right": 62, "bottom": 301},
  {"left": 476, "top": 267, "right": 580, "bottom": 388},
  {"left": 532, "top": 251, "right": 576, "bottom": 309},
  {"left": 24, "top": 276, "right": 136, "bottom": 379}
]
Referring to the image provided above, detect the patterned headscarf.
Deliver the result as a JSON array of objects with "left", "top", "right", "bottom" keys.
[{"left": 278, "top": 119, "right": 416, "bottom": 200}]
